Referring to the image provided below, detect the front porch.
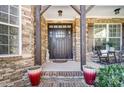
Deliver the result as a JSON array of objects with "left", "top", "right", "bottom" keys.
[
  {"left": 41, "top": 53, "right": 103, "bottom": 71},
  {"left": 0, "top": 5, "right": 124, "bottom": 87},
  {"left": 42, "top": 61, "right": 81, "bottom": 71}
]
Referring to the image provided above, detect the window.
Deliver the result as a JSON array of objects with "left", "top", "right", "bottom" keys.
[
  {"left": 94, "top": 24, "right": 122, "bottom": 50},
  {"left": 108, "top": 24, "right": 121, "bottom": 50},
  {"left": 94, "top": 24, "right": 107, "bottom": 50},
  {"left": 0, "top": 5, "right": 20, "bottom": 55}
]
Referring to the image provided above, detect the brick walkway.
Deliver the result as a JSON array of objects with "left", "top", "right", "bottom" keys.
[
  {"left": 39, "top": 78, "right": 86, "bottom": 87},
  {"left": 38, "top": 71, "right": 92, "bottom": 87},
  {"left": 42, "top": 71, "right": 83, "bottom": 78}
]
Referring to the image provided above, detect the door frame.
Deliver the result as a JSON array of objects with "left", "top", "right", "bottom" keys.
[{"left": 47, "top": 23, "right": 73, "bottom": 60}]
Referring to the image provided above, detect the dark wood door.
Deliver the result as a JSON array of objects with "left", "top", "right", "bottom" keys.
[{"left": 48, "top": 24, "right": 73, "bottom": 59}]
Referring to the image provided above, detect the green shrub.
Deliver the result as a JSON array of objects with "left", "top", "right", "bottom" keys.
[{"left": 95, "top": 64, "right": 124, "bottom": 87}]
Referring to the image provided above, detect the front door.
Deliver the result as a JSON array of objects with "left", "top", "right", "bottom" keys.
[{"left": 48, "top": 24, "right": 73, "bottom": 59}]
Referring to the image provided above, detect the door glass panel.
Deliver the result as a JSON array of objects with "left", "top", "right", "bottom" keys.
[
  {"left": 54, "top": 25, "right": 57, "bottom": 28},
  {"left": 63, "top": 25, "right": 66, "bottom": 28},
  {"left": 55, "top": 31, "right": 65, "bottom": 38},
  {"left": 49, "top": 25, "right": 53, "bottom": 28},
  {"left": 58, "top": 25, "right": 62, "bottom": 28},
  {"left": 67, "top": 25, "right": 71, "bottom": 28}
]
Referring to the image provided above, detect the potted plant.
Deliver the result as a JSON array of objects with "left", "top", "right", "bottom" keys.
[
  {"left": 83, "top": 65, "right": 97, "bottom": 85},
  {"left": 95, "top": 64, "right": 124, "bottom": 87},
  {"left": 27, "top": 66, "right": 42, "bottom": 86}
]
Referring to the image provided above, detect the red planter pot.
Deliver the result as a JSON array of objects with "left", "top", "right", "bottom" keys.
[
  {"left": 28, "top": 66, "right": 42, "bottom": 86},
  {"left": 83, "top": 65, "right": 96, "bottom": 85}
]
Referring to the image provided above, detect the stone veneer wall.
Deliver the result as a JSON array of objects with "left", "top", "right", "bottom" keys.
[
  {"left": 0, "top": 5, "right": 35, "bottom": 86},
  {"left": 87, "top": 18, "right": 124, "bottom": 23},
  {"left": 74, "top": 18, "right": 80, "bottom": 62},
  {"left": 41, "top": 16, "right": 47, "bottom": 64}
]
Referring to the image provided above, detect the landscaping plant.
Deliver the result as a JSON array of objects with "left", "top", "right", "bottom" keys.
[{"left": 95, "top": 64, "right": 124, "bottom": 87}]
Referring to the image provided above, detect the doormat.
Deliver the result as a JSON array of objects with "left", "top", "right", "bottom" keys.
[{"left": 53, "top": 59, "right": 67, "bottom": 63}]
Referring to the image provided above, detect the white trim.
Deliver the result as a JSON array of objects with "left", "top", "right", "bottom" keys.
[
  {"left": 87, "top": 16, "right": 124, "bottom": 18},
  {"left": 0, "top": 54, "right": 21, "bottom": 58},
  {"left": 46, "top": 18, "right": 76, "bottom": 21},
  {"left": 8, "top": 5, "right": 10, "bottom": 54},
  {"left": 94, "top": 23, "right": 122, "bottom": 25},
  {"left": 93, "top": 24, "right": 95, "bottom": 49},
  {"left": 0, "top": 22, "right": 19, "bottom": 28},
  {"left": 93, "top": 23, "right": 122, "bottom": 51},
  {"left": 120, "top": 24, "right": 122, "bottom": 50},
  {"left": 19, "top": 5, "right": 22, "bottom": 56},
  {"left": 106, "top": 24, "right": 109, "bottom": 49},
  {"left": 0, "top": 11, "right": 19, "bottom": 18}
]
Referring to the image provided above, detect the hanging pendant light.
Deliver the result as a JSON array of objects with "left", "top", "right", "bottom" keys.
[
  {"left": 58, "top": 10, "right": 63, "bottom": 16},
  {"left": 114, "top": 8, "right": 121, "bottom": 15}
]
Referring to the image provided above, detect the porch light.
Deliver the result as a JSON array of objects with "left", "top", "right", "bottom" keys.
[
  {"left": 114, "top": 8, "right": 121, "bottom": 15},
  {"left": 58, "top": 10, "right": 62, "bottom": 16}
]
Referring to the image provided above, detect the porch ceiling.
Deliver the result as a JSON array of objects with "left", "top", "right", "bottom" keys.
[
  {"left": 43, "top": 5, "right": 124, "bottom": 20},
  {"left": 43, "top": 6, "right": 80, "bottom": 20}
]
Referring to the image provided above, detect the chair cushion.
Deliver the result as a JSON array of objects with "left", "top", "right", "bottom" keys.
[
  {"left": 101, "top": 54, "right": 108, "bottom": 57},
  {"left": 101, "top": 50, "right": 108, "bottom": 54}
]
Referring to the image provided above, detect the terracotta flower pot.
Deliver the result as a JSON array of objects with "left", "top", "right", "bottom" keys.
[
  {"left": 27, "top": 66, "right": 42, "bottom": 86},
  {"left": 83, "top": 65, "right": 96, "bottom": 85}
]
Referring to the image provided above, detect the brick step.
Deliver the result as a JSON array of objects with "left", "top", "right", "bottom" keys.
[
  {"left": 42, "top": 71, "right": 83, "bottom": 78},
  {"left": 39, "top": 78, "right": 91, "bottom": 87}
]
